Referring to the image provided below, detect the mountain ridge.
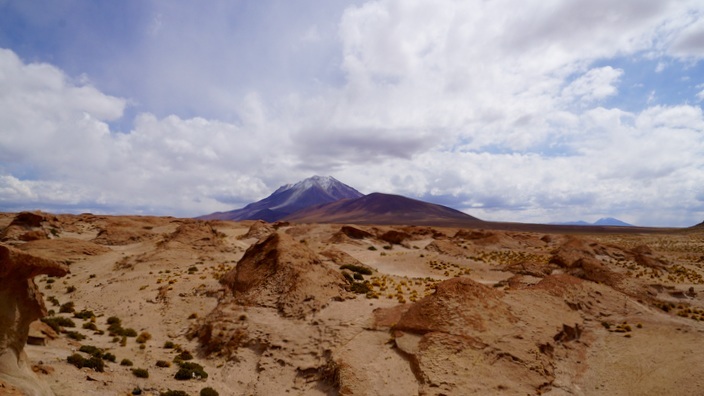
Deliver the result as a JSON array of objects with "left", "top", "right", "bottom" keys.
[
  {"left": 283, "top": 192, "right": 483, "bottom": 226},
  {"left": 198, "top": 176, "right": 363, "bottom": 222}
]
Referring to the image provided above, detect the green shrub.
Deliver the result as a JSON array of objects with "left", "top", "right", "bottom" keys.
[
  {"left": 350, "top": 282, "right": 372, "bottom": 294},
  {"left": 84, "top": 356, "right": 105, "bottom": 372},
  {"left": 367, "top": 246, "right": 377, "bottom": 251},
  {"left": 41, "top": 317, "right": 76, "bottom": 332},
  {"left": 120, "top": 359, "right": 133, "bottom": 366},
  {"left": 161, "top": 391, "right": 189, "bottom": 396},
  {"left": 66, "top": 331, "right": 86, "bottom": 341},
  {"left": 82, "top": 322, "right": 98, "bottom": 331},
  {"left": 106, "top": 316, "right": 121, "bottom": 325},
  {"left": 132, "top": 368, "right": 149, "bottom": 378},
  {"left": 67, "top": 353, "right": 85, "bottom": 369},
  {"left": 59, "top": 301, "right": 75, "bottom": 313},
  {"left": 353, "top": 273, "right": 364, "bottom": 281},
  {"left": 200, "top": 387, "right": 219, "bottom": 396},
  {"left": 175, "top": 362, "right": 208, "bottom": 380},
  {"left": 47, "top": 296, "right": 60, "bottom": 306},
  {"left": 67, "top": 353, "right": 104, "bottom": 372},
  {"left": 103, "top": 352, "right": 116, "bottom": 362},
  {"left": 66, "top": 285, "right": 76, "bottom": 293},
  {"left": 74, "top": 310, "right": 95, "bottom": 320},
  {"left": 175, "top": 350, "right": 193, "bottom": 361},
  {"left": 78, "top": 345, "right": 103, "bottom": 358},
  {"left": 156, "top": 360, "right": 171, "bottom": 368},
  {"left": 164, "top": 341, "right": 175, "bottom": 349},
  {"left": 123, "top": 328, "right": 138, "bottom": 337}
]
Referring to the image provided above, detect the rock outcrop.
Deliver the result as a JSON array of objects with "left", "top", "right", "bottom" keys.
[
  {"left": 221, "top": 232, "right": 348, "bottom": 318},
  {"left": 0, "top": 245, "right": 68, "bottom": 396},
  {"left": 0, "top": 212, "right": 54, "bottom": 242}
]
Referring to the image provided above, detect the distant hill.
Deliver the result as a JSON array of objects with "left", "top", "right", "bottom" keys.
[
  {"left": 283, "top": 192, "right": 483, "bottom": 226},
  {"left": 551, "top": 217, "right": 633, "bottom": 227},
  {"left": 198, "top": 176, "right": 363, "bottom": 222}
]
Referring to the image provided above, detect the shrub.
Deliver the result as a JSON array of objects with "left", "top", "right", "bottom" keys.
[
  {"left": 74, "top": 310, "right": 94, "bottom": 320},
  {"left": 156, "top": 360, "right": 171, "bottom": 368},
  {"left": 84, "top": 356, "right": 105, "bottom": 372},
  {"left": 132, "top": 368, "right": 149, "bottom": 378},
  {"left": 164, "top": 341, "right": 175, "bottom": 349},
  {"left": 350, "top": 282, "right": 372, "bottom": 294},
  {"left": 175, "top": 362, "right": 208, "bottom": 380},
  {"left": 367, "top": 246, "right": 377, "bottom": 251},
  {"left": 120, "top": 359, "right": 133, "bottom": 366},
  {"left": 103, "top": 352, "right": 116, "bottom": 362},
  {"left": 66, "top": 285, "right": 77, "bottom": 293},
  {"left": 47, "top": 296, "right": 60, "bottom": 306},
  {"left": 67, "top": 354, "right": 104, "bottom": 372},
  {"left": 59, "top": 301, "right": 75, "bottom": 313},
  {"left": 66, "top": 331, "right": 86, "bottom": 341},
  {"left": 136, "top": 331, "right": 152, "bottom": 344},
  {"left": 200, "top": 387, "right": 219, "bottom": 396},
  {"left": 82, "top": 322, "right": 98, "bottom": 331},
  {"left": 161, "top": 391, "right": 189, "bottom": 396},
  {"left": 353, "top": 273, "right": 364, "bottom": 281},
  {"left": 106, "top": 316, "right": 121, "bottom": 325},
  {"left": 79, "top": 345, "right": 103, "bottom": 358},
  {"left": 67, "top": 353, "right": 85, "bottom": 369},
  {"left": 188, "top": 313, "right": 198, "bottom": 319},
  {"left": 41, "top": 317, "right": 76, "bottom": 332},
  {"left": 176, "top": 350, "right": 193, "bottom": 361},
  {"left": 123, "top": 328, "right": 138, "bottom": 337}
]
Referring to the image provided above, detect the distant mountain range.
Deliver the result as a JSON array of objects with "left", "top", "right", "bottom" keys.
[
  {"left": 551, "top": 217, "right": 633, "bottom": 227},
  {"left": 198, "top": 176, "right": 363, "bottom": 222},
  {"left": 198, "top": 176, "right": 482, "bottom": 226}
]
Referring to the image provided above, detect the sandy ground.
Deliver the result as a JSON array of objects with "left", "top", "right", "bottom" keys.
[{"left": 2, "top": 213, "right": 704, "bottom": 395}]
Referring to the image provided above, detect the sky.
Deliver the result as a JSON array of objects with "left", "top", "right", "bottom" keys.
[{"left": 1, "top": 0, "right": 704, "bottom": 227}]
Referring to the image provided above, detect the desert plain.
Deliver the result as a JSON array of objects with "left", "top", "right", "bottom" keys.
[{"left": 1, "top": 211, "right": 704, "bottom": 395}]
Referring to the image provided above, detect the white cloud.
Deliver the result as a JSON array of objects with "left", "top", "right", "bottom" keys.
[
  {"left": 2, "top": 1, "right": 704, "bottom": 226},
  {"left": 561, "top": 67, "right": 623, "bottom": 104}
]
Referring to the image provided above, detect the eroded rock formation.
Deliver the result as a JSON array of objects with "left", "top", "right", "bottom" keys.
[
  {"left": 221, "top": 231, "right": 348, "bottom": 318},
  {"left": 0, "top": 245, "right": 68, "bottom": 396}
]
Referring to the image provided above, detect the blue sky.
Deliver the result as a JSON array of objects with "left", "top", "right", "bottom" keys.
[{"left": 1, "top": 0, "right": 704, "bottom": 226}]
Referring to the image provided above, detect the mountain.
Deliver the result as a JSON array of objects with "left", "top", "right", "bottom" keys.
[
  {"left": 283, "top": 192, "right": 483, "bottom": 226},
  {"left": 593, "top": 217, "right": 633, "bottom": 226},
  {"left": 551, "top": 217, "right": 633, "bottom": 227},
  {"left": 199, "top": 176, "right": 364, "bottom": 222}
]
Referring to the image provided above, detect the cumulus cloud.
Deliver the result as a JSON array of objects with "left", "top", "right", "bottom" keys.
[{"left": 1, "top": 1, "right": 704, "bottom": 226}]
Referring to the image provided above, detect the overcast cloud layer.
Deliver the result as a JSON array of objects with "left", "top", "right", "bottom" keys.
[{"left": 1, "top": 0, "right": 704, "bottom": 226}]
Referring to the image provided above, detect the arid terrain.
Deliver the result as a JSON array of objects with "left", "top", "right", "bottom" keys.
[{"left": 2, "top": 211, "right": 704, "bottom": 395}]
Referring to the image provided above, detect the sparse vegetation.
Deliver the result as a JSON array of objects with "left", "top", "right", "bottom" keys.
[
  {"left": 132, "top": 368, "right": 149, "bottom": 378},
  {"left": 120, "top": 359, "right": 134, "bottom": 366},
  {"left": 161, "top": 391, "right": 189, "bottom": 396},
  {"left": 59, "top": 301, "right": 75, "bottom": 313},
  {"left": 156, "top": 360, "right": 171, "bottom": 368},
  {"left": 200, "top": 387, "right": 219, "bottom": 396},
  {"left": 175, "top": 361, "right": 208, "bottom": 380},
  {"left": 41, "top": 316, "right": 76, "bottom": 332}
]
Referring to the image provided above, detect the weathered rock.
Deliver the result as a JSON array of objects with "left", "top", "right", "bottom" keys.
[
  {"left": 0, "top": 245, "right": 68, "bottom": 396},
  {"left": 378, "top": 230, "right": 410, "bottom": 245},
  {"left": 0, "top": 212, "right": 52, "bottom": 242},
  {"left": 339, "top": 226, "right": 373, "bottom": 240},
  {"left": 221, "top": 232, "right": 348, "bottom": 318},
  {"left": 238, "top": 220, "right": 275, "bottom": 240}
]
